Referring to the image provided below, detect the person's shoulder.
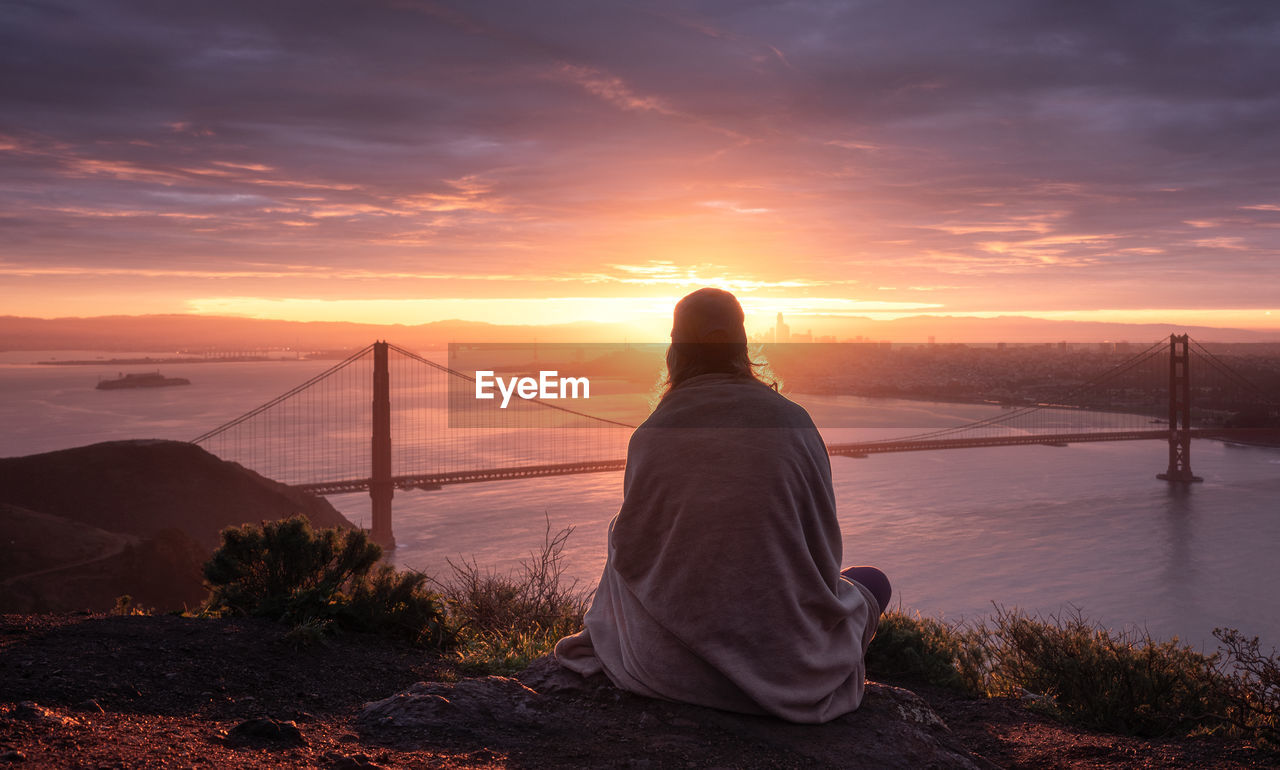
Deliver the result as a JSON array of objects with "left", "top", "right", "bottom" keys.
[
  {"left": 647, "top": 375, "right": 817, "bottom": 429},
  {"left": 754, "top": 383, "right": 819, "bottom": 427}
]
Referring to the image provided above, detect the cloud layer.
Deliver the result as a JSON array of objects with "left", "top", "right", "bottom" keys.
[{"left": 2, "top": 0, "right": 1278, "bottom": 328}]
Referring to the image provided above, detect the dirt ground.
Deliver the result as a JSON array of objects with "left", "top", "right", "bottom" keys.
[{"left": 0, "top": 613, "right": 1274, "bottom": 768}]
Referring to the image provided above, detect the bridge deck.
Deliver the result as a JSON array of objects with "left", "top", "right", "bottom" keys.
[
  {"left": 825, "top": 429, "right": 1172, "bottom": 456},
  {"left": 294, "top": 428, "right": 1276, "bottom": 494},
  {"left": 298, "top": 460, "right": 629, "bottom": 495}
]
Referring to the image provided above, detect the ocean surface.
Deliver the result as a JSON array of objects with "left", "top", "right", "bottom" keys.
[{"left": 3, "top": 351, "right": 1278, "bottom": 652}]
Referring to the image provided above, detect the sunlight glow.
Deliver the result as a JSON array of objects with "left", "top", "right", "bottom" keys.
[
  {"left": 946, "top": 308, "right": 1280, "bottom": 329},
  {"left": 184, "top": 296, "right": 680, "bottom": 337},
  {"left": 182, "top": 295, "right": 952, "bottom": 338}
]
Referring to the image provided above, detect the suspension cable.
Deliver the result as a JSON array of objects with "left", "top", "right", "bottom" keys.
[{"left": 192, "top": 344, "right": 375, "bottom": 443}]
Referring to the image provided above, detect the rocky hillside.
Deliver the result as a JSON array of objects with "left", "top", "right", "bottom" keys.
[
  {"left": 0, "top": 440, "right": 350, "bottom": 548},
  {"left": 0, "top": 613, "right": 1266, "bottom": 768},
  {"left": 0, "top": 440, "right": 353, "bottom": 612}
]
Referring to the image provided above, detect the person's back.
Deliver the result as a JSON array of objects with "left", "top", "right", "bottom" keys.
[{"left": 554, "top": 288, "right": 887, "bottom": 723}]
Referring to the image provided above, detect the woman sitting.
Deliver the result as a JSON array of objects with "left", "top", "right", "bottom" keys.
[{"left": 555, "top": 288, "right": 889, "bottom": 724}]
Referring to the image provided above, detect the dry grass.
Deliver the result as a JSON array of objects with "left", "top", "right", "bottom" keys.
[
  {"left": 869, "top": 603, "right": 1279, "bottom": 749},
  {"left": 437, "top": 517, "right": 592, "bottom": 675}
]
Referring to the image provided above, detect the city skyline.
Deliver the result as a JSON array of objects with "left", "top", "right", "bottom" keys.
[{"left": 3, "top": 1, "right": 1279, "bottom": 339}]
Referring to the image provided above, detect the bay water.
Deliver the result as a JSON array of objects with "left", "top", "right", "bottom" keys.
[{"left": 3, "top": 351, "right": 1277, "bottom": 652}]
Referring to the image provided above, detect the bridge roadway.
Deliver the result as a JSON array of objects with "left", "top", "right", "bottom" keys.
[
  {"left": 826, "top": 429, "right": 1171, "bottom": 457},
  {"left": 829, "top": 427, "right": 1271, "bottom": 457},
  {"left": 295, "top": 428, "right": 1280, "bottom": 494},
  {"left": 297, "top": 459, "right": 630, "bottom": 495}
]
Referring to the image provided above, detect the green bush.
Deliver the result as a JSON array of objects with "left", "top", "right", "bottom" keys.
[
  {"left": 340, "top": 564, "right": 453, "bottom": 648},
  {"left": 866, "top": 609, "right": 988, "bottom": 695},
  {"left": 203, "top": 516, "right": 453, "bottom": 648}
]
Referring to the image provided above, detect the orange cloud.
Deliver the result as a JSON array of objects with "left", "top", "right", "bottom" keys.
[{"left": 555, "top": 63, "right": 676, "bottom": 115}]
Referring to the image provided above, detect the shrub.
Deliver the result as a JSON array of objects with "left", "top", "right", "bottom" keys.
[
  {"left": 203, "top": 516, "right": 452, "bottom": 648},
  {"left": 1215, "top": 627, "right": 1280, "bottom": 749},
  {"left": 111, "top": 594, "right": 152, "bottom": 616},
  {"left": 441, "top": 520, "right": 590, "bottom": 674},
  {"left": 868, "top": 606, "right": 1280, "bottom": 749},
  {"left": 282, "top": 616, "right": 332, "bottom": 650},
  {"left": 204, "top": 515, "right": 379, "bottom": 620},
  {"left": 340, "top": 564, "right": 453, "bottom": 648},
  {"left": 865, "top": 609, "right": 988, "bottom": 695},
  {"left": 984, "top": 606, "right": 1231, "bottom": 737}
]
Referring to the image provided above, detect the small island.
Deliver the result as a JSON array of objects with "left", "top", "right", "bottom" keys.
[{"left": 95, "top": 372, "right": 191, "bottom": 390}]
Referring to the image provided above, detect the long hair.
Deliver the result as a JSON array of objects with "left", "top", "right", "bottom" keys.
[{"left": 661, "top": 341, "right": 770, "bottom": 398}]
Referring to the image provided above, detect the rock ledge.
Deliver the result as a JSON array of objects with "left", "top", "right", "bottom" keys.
[{"left": 356, "top": 657, "right": 995, "bottom": 768}]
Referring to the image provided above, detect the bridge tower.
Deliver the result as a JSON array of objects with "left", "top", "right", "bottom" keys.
[
  {"left": 370, "top": 341, "right": 397, "bottom": 547},
  {"left": 1157, "top": 334, "right": 1203, "bottom": 483}
]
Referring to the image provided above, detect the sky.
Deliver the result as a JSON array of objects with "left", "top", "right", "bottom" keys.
[{"left": 2, "top": 0, "right": 1279, "bottom": 339}]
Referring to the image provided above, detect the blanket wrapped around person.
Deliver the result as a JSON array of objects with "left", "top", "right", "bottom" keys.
[{"left": 555, "top": 371, "right": 879, "bottom": 724}]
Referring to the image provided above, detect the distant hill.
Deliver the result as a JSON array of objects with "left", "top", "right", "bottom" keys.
[
  {"left": 0, "top": 440, "right": 351, "bottom": 549},
  {"left": 788, "top": 314, "right": 1280, "bottom": 344},
  {"left": 1, "top": 312, "right": 1276, "bottom": 352},
  {"left": 0, "top": 504, "right": 132, "bottom": 583},
  {"left": 0, "top": 314, "right": 640, "bottom": 352},
  {"left": 0, "top": 440, "right": 355, "bottom": 612}
]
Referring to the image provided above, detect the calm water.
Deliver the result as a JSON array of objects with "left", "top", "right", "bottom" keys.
[{"left": 3, "top": 352, "right": 1277, "bottom": 651}]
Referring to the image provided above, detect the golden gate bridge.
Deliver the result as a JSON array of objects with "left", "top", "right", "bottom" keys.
[{"left": 192, "top": 335, "right": 1278, "bottom": 548}]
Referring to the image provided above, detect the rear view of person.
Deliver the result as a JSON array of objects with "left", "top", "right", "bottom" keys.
[{"left": 555, "top": 288, "right": 889, "bottom": 723}]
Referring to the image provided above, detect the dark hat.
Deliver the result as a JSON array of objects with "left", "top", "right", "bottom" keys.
[{"left": 671, "top": 288, "right": 748, "bottom": 344}]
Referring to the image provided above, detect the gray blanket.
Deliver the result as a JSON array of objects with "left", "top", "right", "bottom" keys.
[{"left": 555, "top": 373, "right": 878, "bottom": 723}]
